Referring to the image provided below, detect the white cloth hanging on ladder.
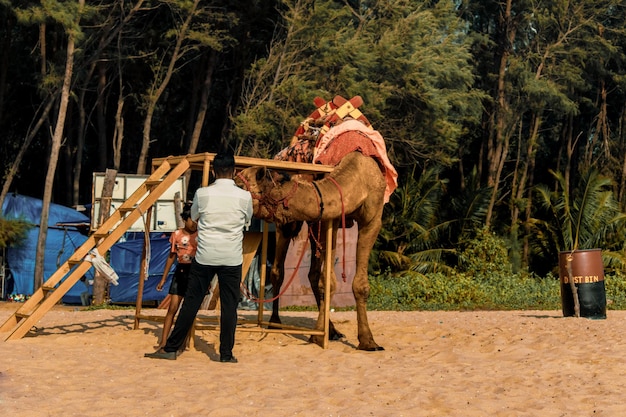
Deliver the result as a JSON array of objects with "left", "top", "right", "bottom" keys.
[{"left": 86, "top": 249, "right": 119, "bottom": 286}]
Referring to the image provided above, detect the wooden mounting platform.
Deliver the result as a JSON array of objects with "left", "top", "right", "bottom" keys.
[
  {"left": 0, "top": 152, "right": 336, "bottom": 349},
  {"left": 142, "top": 153, "right": 336, "bottom": 349}
]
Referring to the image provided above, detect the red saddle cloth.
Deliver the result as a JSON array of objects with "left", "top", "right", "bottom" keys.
[
  {"left": 313, "top": 129, "right": 379, "bottom": 167},
  {"left": 274, "top": 118, "right": 398, "bottom": 204},
  {"left": 314, "top": 119, "right": 398, "bottom": 203}
]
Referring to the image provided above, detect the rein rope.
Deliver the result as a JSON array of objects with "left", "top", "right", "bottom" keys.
[{"left": 236, "top": 172, "right": 261, "bottom": 200}]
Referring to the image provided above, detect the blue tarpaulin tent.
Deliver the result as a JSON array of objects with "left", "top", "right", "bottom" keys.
[
  {"left": 109, "top": 234, "right": 173, "bottom": 303},
  {"left": 2, "top": 193, "right": 93, "bottom": 304}
]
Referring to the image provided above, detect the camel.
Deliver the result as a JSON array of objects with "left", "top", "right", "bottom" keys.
[
  {"left": 263, "top": 96, "right": 385, "bottom": 342},
  {"left": 236, "top": 151, "right": 387, "bottom": 351}
]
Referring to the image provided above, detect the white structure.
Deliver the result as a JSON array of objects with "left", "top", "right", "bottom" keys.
[{"left": 91, "top": 173, "right": 186, "bottom": 232}]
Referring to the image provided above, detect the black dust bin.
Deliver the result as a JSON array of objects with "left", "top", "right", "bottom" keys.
[{"left": 559, "top": 248, "right": 606, "bottom": 319}]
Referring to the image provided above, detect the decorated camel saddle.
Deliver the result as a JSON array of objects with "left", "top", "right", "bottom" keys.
[{"left": 274, "top": 95, "right": 398, "bottom": 203}]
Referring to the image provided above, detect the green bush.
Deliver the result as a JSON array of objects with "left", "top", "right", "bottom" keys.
[
  {"left": 458, "top": 226, "right": 512, "bottom": 277},
  {"left": 366, "top": 226, "right": 566, "bottom": 311},
  {"left": 605, "top": 271, "right": 626, "bottom": 309},
  {"left": 0, "top": 216, "right": 31, "bottom": 248},
  {"left": 366, "top": 269, "right": 626, "bottom": 311},
  {"left": 367, "top": 270, "right": 562, "bottom": 311}
]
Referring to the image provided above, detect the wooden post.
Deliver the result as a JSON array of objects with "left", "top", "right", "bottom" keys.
[
  {"left": 257, "top": 221, "right": 269, "bottom": 324},
  {"left": 202, "top": 158, "right": 211, "bottom": 186},
  {"left": 322, "top": 220, "right": 332, "bottom": 349},
  {"left": 174, "top": 191, "right": 183, "bottom": 229},
  {"left": 93, "top": 168, "right": 117, "bottom": 305},
  {"left": 134, "top": 206, "right": 153, "bottom": 329}
]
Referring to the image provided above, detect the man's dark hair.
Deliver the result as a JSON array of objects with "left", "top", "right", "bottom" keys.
[
  {"left": 180, "top": 201, "right": 192, "bottom": 221},
  {"left": 213, "top": 152, "right": 235, "bottom": 177}
]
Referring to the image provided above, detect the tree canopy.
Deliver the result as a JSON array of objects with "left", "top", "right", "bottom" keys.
[{"left": 2, "top": 0, "right": 626, "bottom": 279}]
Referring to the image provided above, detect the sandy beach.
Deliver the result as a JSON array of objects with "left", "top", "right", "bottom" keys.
[{"left": 0, "top": 302, "right": 623, "bottom": 416}]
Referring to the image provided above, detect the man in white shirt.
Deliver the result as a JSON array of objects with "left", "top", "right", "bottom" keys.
[{"left": 146, "top": 152, "right": 253, "bottom": 362}]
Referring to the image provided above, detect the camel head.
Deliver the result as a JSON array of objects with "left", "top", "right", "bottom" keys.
[
  {"left": 235, "top": 167, "right": 295, "bottom": 224},
  {"left": 235, "top": 166, "right": 264, "bottom": 218}
]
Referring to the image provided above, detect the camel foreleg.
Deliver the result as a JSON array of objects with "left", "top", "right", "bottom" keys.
[
  {"left": 308, "top": 221, "right": 347, "bottom": 347},
  {"left": 268, "top": 226, "right": 292, "bottom": 327},
  {"left": 306, "top": 222, "right": 345, "bottom": 341},
  {"left": 353, "top": 219, "right": 384, "bottom": 351}
]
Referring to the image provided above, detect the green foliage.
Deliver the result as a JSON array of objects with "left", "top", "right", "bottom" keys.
[
  {"left": 363, "top": 269, "right": 626, "bottom": 312},
  {"left": 5, "top": 0, "right": 626, "bottom": 286},
  {"left": 368, "top": 227, "right": 567, "bottom": 311},
  {"left": 375, "top": 164, "right": 495, "bottom": 276},
  {"left": 231, "top": 0, "right": 483, "bottom": 165},
  {"left": 375, "top": 165, "right": 455, "bottom": 274},
  {"left": 367, "top": 270, "right": 561, "bottom": 311},
  {"left": 14, "top": 0, "right": 96, "bottom": 39},
  {"left": 605, "top": 271, "right": 626, "bottom": 309},
  {"left": 0, "top": 217, "right": 31, "bottom": 249},
  {"left": 368, "top": 270, "right": 488, "bottom": 311},
  {"left": 458, "top": 226, "right": 512, "bottom": 277}
]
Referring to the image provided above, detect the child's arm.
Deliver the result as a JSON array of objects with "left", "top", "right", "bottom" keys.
[{"left": 157, "top": 252, "right": 177, "bottom": 291}]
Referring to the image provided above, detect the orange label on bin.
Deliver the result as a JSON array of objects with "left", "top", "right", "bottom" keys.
[{"left": 562, "top": 275, "right": 603, "bottom": 284}]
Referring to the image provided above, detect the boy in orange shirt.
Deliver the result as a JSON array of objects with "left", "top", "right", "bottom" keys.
[{"left": 155, "top": 202, "right": 198, "bottom": 348}]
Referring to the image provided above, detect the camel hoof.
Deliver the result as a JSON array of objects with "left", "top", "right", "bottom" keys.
[
  {"left": 308, "top": 335, "right": 324, "bottom": 347},
  {"left": 329, "top": 331, "right": 345, "bottom": 341},
  {"left": 358, "top": 345, "right": 385, "bottom": 352},
  {"left": 268, "top": 317, "right": 282, "bottom": 330},
  {"left": 309, "top": 331, "right": 344, "bottom": 342}
]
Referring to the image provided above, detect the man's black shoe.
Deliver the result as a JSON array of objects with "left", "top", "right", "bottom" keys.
[{"left": 219, "top": 356, "right": 238, "bottom": 363}]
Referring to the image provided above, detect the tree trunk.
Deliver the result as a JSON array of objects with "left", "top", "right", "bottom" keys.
[
  {"left": 619, "top": 106, "right": 626, "bottom": 207},
  {"left": 73, "top": 76, "right": 87, "bottom": 207},
  {"left": 112, "top": 92, "right": 125, "bottom": 171},
  {"left": 564, "top": 114, "right": 577, "bottom": 193},
  {"left": 92, "top": 168, "right": 117, "bottom": 305},
  {"left": 112, "top": 35, "right": 126, "bottom": 171},
  {"left": 60, "top": 110, "right": 76, "bottom": 206},
  {"left": 96, "top": 63, "right": 108, "bottom": 171},
  {"left": 522, "top": 115, "right": 541, "bottom": 266},
  {"left": 184, "top": 49, "right": 218, "bottom": 185},
  {"left": 34, "top": 1, "right": 83, "bottom": 289},
  {"left": 485, "top": 0, "right": 514, "bottom": 227},
  {"left": 136, "top": 0, "right": 200, "bottom": 174}
]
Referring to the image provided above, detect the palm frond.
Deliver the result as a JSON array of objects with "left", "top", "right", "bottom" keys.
[
  {"left": 530, "top": 169, "right": 626, "bottom": 273},
  {"left": 407, "top": 248, "right": 456, "bottom": 274}
]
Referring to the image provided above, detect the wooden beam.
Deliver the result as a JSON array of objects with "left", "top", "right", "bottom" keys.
[{"left": 152, "top": 153, "right": 335, "bottom": 175}]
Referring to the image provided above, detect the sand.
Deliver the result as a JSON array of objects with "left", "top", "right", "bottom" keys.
[{"left": 0, "top": 302, "right": 623, "bottom": 416}]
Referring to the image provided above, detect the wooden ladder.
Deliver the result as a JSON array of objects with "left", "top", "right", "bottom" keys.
[{"left": 0, "top": 156, "right": 191, "bottom": 341}]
